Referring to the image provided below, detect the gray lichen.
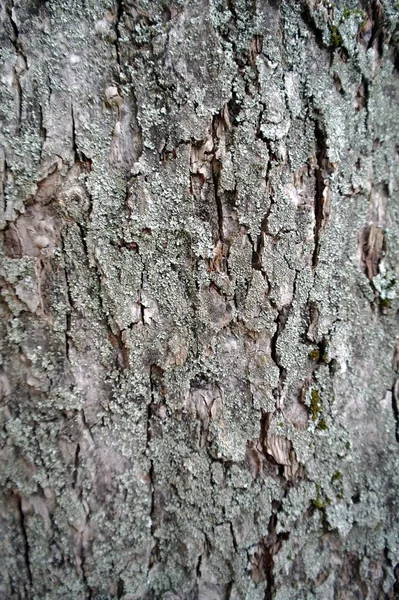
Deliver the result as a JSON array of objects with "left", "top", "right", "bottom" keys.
[{"left": 0, "top": 0, "right": 398, "bottom": 599}]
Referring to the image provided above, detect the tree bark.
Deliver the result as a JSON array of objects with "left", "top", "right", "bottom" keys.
[{"left": 1, "top": 0, "right": 399, "bottom": 598}]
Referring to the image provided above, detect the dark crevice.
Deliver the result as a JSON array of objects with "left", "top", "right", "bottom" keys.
[
  {"left": 73, "top": 437, "right": 91, "bottom": 600},
  {"left": 261, "top": 502, "right": 290, "bottom": 600},
  {"left": 159, "top": 137, "right": 191, "bottom": 163},
  {"left": 394, "top": 562, "right": 399, "bottom": 595},
  {"left": 333, "top": 72, "right": 344, "bottom": 95},
  {"left": 17, "top": 497, "right": 33, "bottom": 588},
  {"left": 312, "top": 119, "right": 330, "bottom": 269},
  {"left": 65, "top": 308, "right": 71, "bottom": 359},
  {"left": 191, "top": 259, "right": 201, "bottom": 360},
  {"left": 117, "top": 578, "right": 125, "bottom": 599},
  {"left": 211, "top": 115, "right": 225, "bottom": 245},
  {"left": 299, "top": 2, "right": 350, "bottom": 67},
  {"left": 392, "top": 380, "right": 399, "bottom": 443},
  {"left": 229, "top": 521, "right": 238, "bottom": 554},
  {"left": 263, "top": 512, "right": 277, "bottom": 600},
  {"left": 61, "top": 232, "right": 74, "bottom": 361},
  {"left": 71, "top": 105, "right": 93, "bottom": 171},
  {"left": 147, "top": 365, "right": 164, "bottom": 575},
  {"left": 114, "top": 0, "right": 124, "bottom": 75},
  {"left": 227, "top": 89, "right": 243, "bottom": 127},
  {"left": 249, "top": 232, "right": 262, "bottom": 271},
  {"left": 393, "top": 39, "right": 399, "bottom": 72},
  {"left": 76, "top": 223, "right": 90, "bottom": 264},
  {"left": 212, "top": 158, "right": 224, "bottom": 244},
  {"left": 80, "top": 539, "right": 92, "bottom": 600},
  {"left": 71, "top": 102, "right": 79, "bottom": 163},
  {"left": 109, "top": 329, "right": 130, "bottom": 370},
  {"left": 72, "top": 443, "right": 80, "bottom": 489},
  {"left": 225, "top": 581, "right": 234, "bottom": 600},
  {"left": 227, "top": 0, "right": 238, "bottom": 23},
  {"left": 362, "top": 76, "right": 370, "bottom": 130},
  {"left": 196, "top": 553, "right": 202, "bottom": 579},
  {"left": 6, "top": 1, "right": 26, "bottom": 134},
  {"left": 250, "top": 135, "right": 275, "bottom": 280},
  {"left": 140, "top": 262, "right": 145, "bottom": 325},
  {"left": 270, "top": 304, "right": 290, "bottom": 399},
  {"left": 7, "top": 1, "right": 20, "bottom": 45},
  {"left": 300, "top": 3, "right": 325, "bottom": 52},
  {"left": 367, "top": 0, "right": 385, "bottom": 58},
  {"left": 38, "top": 102, "right": 47, "bottom": 160}
]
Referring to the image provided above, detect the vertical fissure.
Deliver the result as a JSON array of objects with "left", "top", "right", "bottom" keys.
[
  {"left": 61, "top": 233, "right": 73, "bottom": 362},
  {"left": 270, "top": 303, "right": 290, "bottom": 402},
  {"left": 147, "top": 365, "right": 158, "bottom": 576},
  {"left": 38, "top": 102, "right": 47, "bottom": 160},
  {"left": 139, "top": 254, "right": 146, "bottom": 325},
  {"left": 6, "top": 0, "right": 26, "bottom": 135},
  {"left": 71, "top": 102, "right": 79, "bottom": 163},
  {"left": 261, "top": 499, "right": 290, "bottom": 600},
  {"left": 212, "top": 157, "right": 224, "bottom": 245},
  {"left": 72, "top": 443, "right": 80, "bottom": 489},
  {"left": 392, "top": 380, "right": 399, "bottom": 444},
  {"left": 17, "top": 497, "right": 33, "bottom": 588},
  {"left": 81, "top": 546, "right": 92, "bottom": 600},
  {"left": 114, "top": 0, "right": 124, "bottom": 75},
  {"left": 312, "top": 119, "right": 331, "bottom": 269},
  {"left": 263, "top": 511, "right": 277, "bottom": 600},
  {"left": 211, "top": 115, "right": 225, "bottom": 245}
]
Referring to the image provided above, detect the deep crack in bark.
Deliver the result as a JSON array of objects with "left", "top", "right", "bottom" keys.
[
  {"left": 392, "top": 380, "right": 399, "bottom": 444},
  {"left": 312, "top": 119, "right": 331, "bottom": 269},
  {"left": 17, "top": 497, "right": 33, "bottom": 589},
  {"left": 6, "top": 0, "right": 26, "bottom": 134}
]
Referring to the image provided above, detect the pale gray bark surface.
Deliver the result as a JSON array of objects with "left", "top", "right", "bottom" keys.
[{"left": 0, "top": 0, "right": 399, "bottom": 598}]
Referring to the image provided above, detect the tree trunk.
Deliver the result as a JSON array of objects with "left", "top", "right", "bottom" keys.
[{"left": 1, "top": 0, "right": 399, "bottom": 598}]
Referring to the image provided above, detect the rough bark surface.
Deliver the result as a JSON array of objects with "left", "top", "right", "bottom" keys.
[{"left": 0, "top": 0, "right": 399, "bottom": 598}]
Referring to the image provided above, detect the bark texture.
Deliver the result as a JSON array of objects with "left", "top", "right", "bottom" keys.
[{"left": 1, "top": 0, "right": 399, "bottom": 598}]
